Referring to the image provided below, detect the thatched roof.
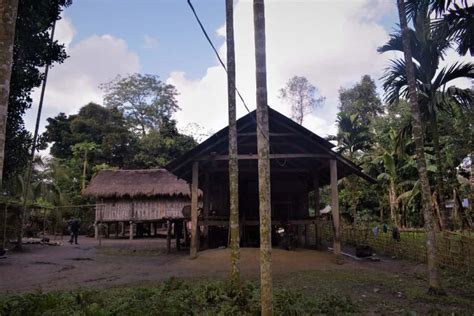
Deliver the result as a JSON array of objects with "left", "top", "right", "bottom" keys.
[{"left": 83, "top": 169, "right": 195, "bottom": 199}]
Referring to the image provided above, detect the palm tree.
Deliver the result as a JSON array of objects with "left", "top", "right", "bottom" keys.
[
  {"left": 254, "top": 0, "right": 273, "bottom": 314},
  {"left": 330, "top": 112, "right": 371, "bottom": 160},
  {"left": 395, "top": 0, "right": 444, "bottom": 294},
  {"left": 329, "top": 112, "right": 371, "bottom": 225},
  {"left": 409, "top": 0, "right": 473, "bottom": 56},
  {"left": 379, "top": 0, "right": 474, "bottom": 229},
  {"left": 226, "top": 0, "right": 240, "bottom": 284},
  {"left": 0, "top": 0, "right": 19, "bottom": 186}
]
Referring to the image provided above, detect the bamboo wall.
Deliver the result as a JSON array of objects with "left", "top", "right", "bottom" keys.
[
  {"left": 95, "top": 197, "right": 190, "bottom": 222},
  {"left": 321, "top": 224, "right": 474, "bottom": 273}
]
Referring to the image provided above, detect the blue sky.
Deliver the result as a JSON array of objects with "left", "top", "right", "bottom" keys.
[
  {"left": 30, "top": 0, "right": 471, "bottom": 142},
  {"left": 66, "top": 0, "right": 227, "bottom": 80}
]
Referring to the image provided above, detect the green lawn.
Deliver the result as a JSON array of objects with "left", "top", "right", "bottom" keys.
[{"left": 1, "top": 268, "right": 473, "bottom": 315}]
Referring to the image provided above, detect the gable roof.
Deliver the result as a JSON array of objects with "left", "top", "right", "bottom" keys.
[
  {"left": 166, "top": 107, "right": 376, "bottom": 185},
  {"left": 83, "top": 169, "right": 194, "bottom": 199}
]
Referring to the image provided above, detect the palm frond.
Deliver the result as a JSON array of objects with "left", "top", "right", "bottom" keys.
[{"left": 433, "top": 61, "right": 474, "bottom": 88}]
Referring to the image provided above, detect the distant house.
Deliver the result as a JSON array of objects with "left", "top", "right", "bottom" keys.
[{"left": 83, "top": 169, "right": 194, "bottom": 239}]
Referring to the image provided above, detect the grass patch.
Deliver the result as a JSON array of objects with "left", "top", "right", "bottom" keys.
[{"left": 0, "top": 278, "right": 358, "bottom": 315}]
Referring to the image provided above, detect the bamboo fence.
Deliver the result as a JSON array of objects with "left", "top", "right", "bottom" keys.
[{"left": 321, "top": 223, "right": 474, "bottom": 273}]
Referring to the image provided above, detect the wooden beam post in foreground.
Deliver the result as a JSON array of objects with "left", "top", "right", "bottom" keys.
[
  {"left": 253, "top": 0, "right": 273, "bottom": 314},
  {"left": 190, "top": 161, "right": 199, "bottom": 259},
  {"left": 330, "top": 159, "right": 341, "bottom": 259},
  {"left": 226, "top": 0, "right": 240, "bottom": 283}
]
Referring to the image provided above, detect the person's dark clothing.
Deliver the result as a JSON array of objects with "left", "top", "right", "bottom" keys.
[{"left": 68, "top": 219, "right": 80, "bottom": 244}]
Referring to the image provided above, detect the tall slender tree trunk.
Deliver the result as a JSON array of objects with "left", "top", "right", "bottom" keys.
[
  {"left": 253, "top": 0, "right": 273, "bottom": 314},
  {"left": 0, "top": 0, "right": 19, "bottom": 186},
  {"left": 226, "top": 0, "right": 240, "bottom": 284},
  {"left": 397, "top": 0, "right": 443, "bottom": 294},
  {"left": 81, "top": 148, "right": 88, "bottom": 192},
  {"left": 429, "top": 107, "right": 448, "bottom": 230},
  {"left": 388, "top": 180, "right": 399, "bottom": 227}
]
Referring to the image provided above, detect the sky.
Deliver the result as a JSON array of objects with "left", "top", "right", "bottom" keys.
[{"left": 24, "top": 0, "right": 472, "bottom": 145}]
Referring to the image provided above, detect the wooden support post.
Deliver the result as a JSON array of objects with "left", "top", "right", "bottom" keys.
[
  {"left": 330, "top": 159, "right": 342, "bottom": 259},
  {"left": 121, "top": 221, "right": 125, "bottom": 236},
  {"left": 166, "top": 220, "right": 172, "bottom": 253},
  {"left": 105, "top": 223, "right": 110, "bottom": 239},
  {"left": 94, "top": 222, "right": 99, "bottom": 240},
  {"left": 297, "top": 225, "right": 303, "bottom": 247},
  {"left": 314, "top": 174, "right": 321, "bottom": 249},
  {"left": 254, "top": 0, "right": 272, "bottom": 313},
  {"left": 115, "top": 222, "right": 119, "bottom": 238},
  {"left": 203, "top": 172, "right": 210, "bottom": 248},
  {"left": 175, "top": 220, "right": 181, "bottom": 251},
  {"left": 190, "top": 161, "right": 199, "bottom": 259},
  {"left": 226, "top": 0, "right": 240, "bottom": 282},
  {"left": 129, "top": 221, "right": 134, "bottom": 240}
]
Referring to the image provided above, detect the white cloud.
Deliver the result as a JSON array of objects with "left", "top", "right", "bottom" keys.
[
  {"left": 169, "top": 0, "right": 393, "bottom": 137},
  {"left": 25, "top": 15, "right": 140, "bottom": 133},
  {"left": 143, "top": 34, "right": 159, "bottom": 49}
]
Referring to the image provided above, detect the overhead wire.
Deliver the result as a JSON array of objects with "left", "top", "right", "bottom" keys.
[{"left": 186, "top": 0, "right": 288, "bottom": 167}]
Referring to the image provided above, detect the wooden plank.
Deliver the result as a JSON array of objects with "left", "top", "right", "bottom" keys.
[
  {"left": 330, "top": 159, "right": 341, "bottom": 257},
  {"left": 237, "top": 132, "right": 295, "bottom": 137},
  {"left": 197, "top": 153, "right": 331, "bottom": 161},
  {"left": 190, "top": 161, "right": 199, "bottom": 259}
]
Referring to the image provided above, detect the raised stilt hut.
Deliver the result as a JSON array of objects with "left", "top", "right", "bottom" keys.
[
  {"left": 166, "top": 107, "right": 376, "bottom": 257},
  {"left": 83, "top": 169, "right": 198, "bottom": 249}
]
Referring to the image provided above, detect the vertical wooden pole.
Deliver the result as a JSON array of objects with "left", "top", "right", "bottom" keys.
[
  {"left": 166, "top": 220, "right": 171, "bottom": 253},
  {"left": 330, "top": 159, "right": 341, "bottom": 258},
  {"left": 129, "top": 221, "right": 134, "bottom": 240},
  {"left": 175, "top": 220, "right": 181, "bottom": 251},
  {"left": 254, "top": 0, "right": 272, "bottom": 314},
  {"left": 226, "top": 0, "right": 240, "bottom": 282},
  {"left": 42, "top": 208, "right": 47, "bottom": 240},
  {"left": 94, "top": 222, "right": 99, "bottom": 240},
  {"left": 314, "top": 174, "right": 321, "bottom": 249},
  {"left": 190, "top": 161, "right": 199, "bottom": 259},
  {"left": 203, "top": 172, "right": 210, "bottom": 248},
  {"left": 3, "top": 204, "right": 8, "bottom": 249}
]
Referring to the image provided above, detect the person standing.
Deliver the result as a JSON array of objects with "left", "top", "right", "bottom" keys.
[{"left": 68, "top": 217, "right": 80, "bottom": 245}]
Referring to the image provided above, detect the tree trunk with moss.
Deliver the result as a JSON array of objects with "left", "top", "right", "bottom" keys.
[
  {"left": 226, "top": 0, "right": 240, "bottom": 284},
  {"left": 397, "top": 0, "right": 443, "bottom": 294},
  {"left": 0, "top": 0, "right": 19, "bottom": 186},
  {"left": 253, "top": 0, "right": 273, "bottom": 314},
  {"left": 429, "top": 108, "right": 448, "bottom": 230}
]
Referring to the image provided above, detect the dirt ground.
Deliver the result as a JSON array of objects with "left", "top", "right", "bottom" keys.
[
  {"left": 1, "top": 236, "right": 473, "bottom": 313},
  {"left": 0, "top": 235, "right": 426, "bottom": 293}
]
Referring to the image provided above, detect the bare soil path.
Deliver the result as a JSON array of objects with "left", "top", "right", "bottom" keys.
[
  {"left": 0, "top": 236, "right": 419, "bottom": 293},
  {"left": 1, "top": 236, "right": 473, "bottom": 313}
]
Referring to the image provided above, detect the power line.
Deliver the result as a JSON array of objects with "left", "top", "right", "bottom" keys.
[
  {"left": 186, "top": 0, "right": 252, "bottom": 114},
  {"left": 186, "top": 0, "right": 288, "bottom": 167}
]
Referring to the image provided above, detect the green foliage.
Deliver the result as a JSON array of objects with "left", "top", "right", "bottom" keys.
[
  {"left": 132, "top": 119, "right": 196, "bottom": 169},
  {"left": 100, "top": 73, "right": 180, "bottom": 136},
  {"left": 338, "top": 75, "right": 383, "bottom": 126},
  {"left": 0, "top": 279, "right": 358, "bottom": 315},
  {"left": 4, "top": 0, "right": 71, "bottom": 185}
]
